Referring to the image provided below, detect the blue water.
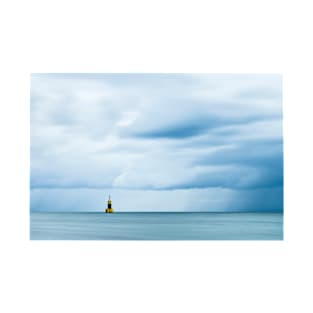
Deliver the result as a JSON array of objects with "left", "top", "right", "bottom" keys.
[{"left": 30, "top": 212, "right": 283, "bottom": 240}]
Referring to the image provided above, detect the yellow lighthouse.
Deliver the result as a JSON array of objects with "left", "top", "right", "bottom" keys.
[{"left": 105, "top": 195, "right": 114, "bottom": 213}]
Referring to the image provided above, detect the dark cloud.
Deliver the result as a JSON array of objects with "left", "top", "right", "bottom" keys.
[
  {"left": 128, "top": 107, "right": 273, "bottom": 140},
  {"left": 134, "top": 123, "right": 208, "bottom": 139},
  {"left": 229, "top": 187, "right": 284, "bottom": 212},
  {"left": 194, "top": 138, "right": 283, "bottom": 167}
]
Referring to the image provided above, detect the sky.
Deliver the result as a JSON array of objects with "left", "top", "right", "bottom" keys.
[{"left": 30, "top": 73, "right": 283, "bottom": 212}]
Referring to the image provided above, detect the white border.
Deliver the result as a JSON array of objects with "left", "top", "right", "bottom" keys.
[{"left": 1, "top": 1, "right": 313, "bottom": 312}]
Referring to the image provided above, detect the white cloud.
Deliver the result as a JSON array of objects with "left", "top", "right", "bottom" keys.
[{"left": 30, "top": 74, "right": 283, "bottom": 211}]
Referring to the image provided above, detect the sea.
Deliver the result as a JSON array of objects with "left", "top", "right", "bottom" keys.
[{"left": 30, "top": 212, "right": 283, "bottom": 240}]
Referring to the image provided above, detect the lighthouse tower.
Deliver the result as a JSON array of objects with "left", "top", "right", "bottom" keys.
[{"left": 105, "top": 195, "right": 114, "bottom": 213}]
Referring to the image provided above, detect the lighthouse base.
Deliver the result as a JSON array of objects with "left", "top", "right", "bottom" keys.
[{"left": 105, "top": 208, "right": 114, "bottom": 213}]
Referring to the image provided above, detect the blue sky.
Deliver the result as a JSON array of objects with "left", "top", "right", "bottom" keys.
[{"left": 30, "top": 74, "right": 283, "bottom": 212}]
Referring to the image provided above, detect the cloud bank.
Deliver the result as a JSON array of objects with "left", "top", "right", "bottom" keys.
[{"left": 30, "top": 74, "right": 283, "bottom": 211}]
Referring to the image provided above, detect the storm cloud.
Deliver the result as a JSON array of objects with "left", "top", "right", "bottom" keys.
[{"left": 30, "top": 74, "right": 283, "bottom": 212}]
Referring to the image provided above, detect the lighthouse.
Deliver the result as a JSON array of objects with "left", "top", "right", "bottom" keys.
[{"left": 105, "top": 195, "right": 114, "bottom": 213}]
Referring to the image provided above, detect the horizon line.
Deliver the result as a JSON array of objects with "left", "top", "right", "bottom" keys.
[{"left": 30, "top": 210, "right": 283, "bottom": 213}]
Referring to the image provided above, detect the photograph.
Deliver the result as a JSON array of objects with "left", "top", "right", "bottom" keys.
[{"left": 30, "top": 73, "right": 283, "bottom": 240}]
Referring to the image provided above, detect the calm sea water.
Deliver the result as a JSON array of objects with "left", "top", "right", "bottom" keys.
[{"left": 30, "top": 212, "right": 283, "bottom": 240}]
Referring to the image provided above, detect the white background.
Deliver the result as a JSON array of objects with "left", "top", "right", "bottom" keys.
[{"left": 0, "top": 0, "right": 312, "bottom": 312}]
